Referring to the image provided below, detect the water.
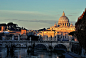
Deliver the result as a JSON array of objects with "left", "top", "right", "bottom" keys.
[{"left": 0, "top": 48, "right": 63, "bottom": 58}]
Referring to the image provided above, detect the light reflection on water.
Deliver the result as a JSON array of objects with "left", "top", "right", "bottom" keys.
[{"left": 0, "top": 48, "right": 59, "bottom": 58}]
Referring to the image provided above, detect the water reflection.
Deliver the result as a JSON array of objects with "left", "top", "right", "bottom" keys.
[{"left": 0, "top": 48, "right": 62, "bottom": 58}]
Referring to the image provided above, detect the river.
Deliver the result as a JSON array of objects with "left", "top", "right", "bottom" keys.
[{"left": 0, "top": 47, "right": 67, "bottom": 58}]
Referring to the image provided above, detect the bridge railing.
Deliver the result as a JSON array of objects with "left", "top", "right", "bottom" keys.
[{"left": 0, "top": 40, "right": 70, "bottom": 43}]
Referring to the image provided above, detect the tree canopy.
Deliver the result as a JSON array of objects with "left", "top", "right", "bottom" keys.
[{"left": 75, "top": 8, "right": 86, "bottom": 50}]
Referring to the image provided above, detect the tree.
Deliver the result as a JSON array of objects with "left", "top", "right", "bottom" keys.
[
  {"left": 7, "top": 22, "right": 18, "bottom": 30},
  {"left": 75, "top": 8, "right": 86, "bottom": 50}
]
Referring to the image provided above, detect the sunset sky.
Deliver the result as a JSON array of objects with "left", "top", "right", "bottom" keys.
[{"left": 0, "top": 0, "right": 86, "bottom": 30}]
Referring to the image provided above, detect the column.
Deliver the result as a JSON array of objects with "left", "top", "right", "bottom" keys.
[
  {"left": 68, "top": 23, "right": 69, "bottom": 26},
  {"left": 47, "top": 35, "right": 49, "bottom": 41},
  {"left": 62, "top": 35, "right": 63, "bottom": 41},
  {"left": 18, "top": 35, "right": 20, "bottom": 41},
  {"left": 12, "top": 35, "right": 14, "bottom": 40},
  {"left": 69, "top": 36, "right": 71, "bottom": 41},
  {"left": 56, "top": 35, "right": 58, "bottom": 41},
  {"left": 54, "top": 36, "right": 56, "bottom": 41},
  {"left": 66, "top": 23, "right": 67, "bottom": 26},
  {"left": 2, "top": 36, "right": 5, "bottom": 41},
  {"left": 63, "top": 36, "right": 64, "bottom": 40},
  {"left": 47, "top": 36, "right": 48, "bottom": 41},
  {"left": 50, "top": 36, "right": 52, "bottom": 41},
  {"left": 45, "top": 36, "right": 47, "bottom": 41},
  {"left": 61, "top": 35, "right": 62, "bottom": 41},
  {"left": 46, "top": 36, "right": 48, "bottom": 41},
  {"left": 30, "top": 37, "right": 31, "bottom": 41},
  {"left": 54, "top": 36, "right": 55, "bottom": 41}
]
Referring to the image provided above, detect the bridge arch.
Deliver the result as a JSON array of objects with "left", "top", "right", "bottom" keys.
[
  {"left": 34, "top": 44, "right": 47, "bottom": 50},
  {"left": 54, "top": 44, "right": 67, "bottom": 52}
]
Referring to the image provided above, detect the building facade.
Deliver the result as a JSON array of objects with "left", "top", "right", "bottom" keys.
[{"left": 38, "top": 11, "right": 75, "bottom": 41}]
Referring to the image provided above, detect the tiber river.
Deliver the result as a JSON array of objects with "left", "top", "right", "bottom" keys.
[{"left": 0, "top": 47, "right": 67, "bottom": 58}]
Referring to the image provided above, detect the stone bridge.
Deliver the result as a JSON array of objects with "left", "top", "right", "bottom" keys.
[
  {"left": 0, "top": 40, "right": 85, "bottom": 57},
  {"left": 0, "top": 40, "right": 71, "bottom": 51}
]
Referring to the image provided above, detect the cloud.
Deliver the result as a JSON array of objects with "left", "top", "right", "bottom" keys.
[
  {"left": 67, "top": 15, "right": 73, "bottom": 16},
  {"left": 4, "top": 19, "right": 18, "bottom": 20},
  {"left": 1, "top": 18, "right": 57, "bottom": 25},
  {"left": 0, "top": 10, "right": 58, "bottom": 20},
  {"left": 18, "top": 20, "right": 29, "bottom": 22},
  {"left": 71, "top": 13, "right": 78, "bottom": 14},
  {"left": 0, "top": 10, "right": 40, "bottom": 15},
  {"left": 0, "top": 10, "right": 55, "bottom": 17},
  {"left": 29, "top": 19, "right": 57, "bottom": 24},
  {"left": 2, "top": 19, "right": 30, "bottom": 22},
  {"left": 29, "top": 19, "right": 76, "bottom": 26},
  {"left": 2, "top": 18, "right": 76, "bottom": 26}
]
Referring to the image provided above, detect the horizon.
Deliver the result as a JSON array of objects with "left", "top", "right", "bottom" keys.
[{"left": 0, "top": 0, "right": 86, "bottom": 30}]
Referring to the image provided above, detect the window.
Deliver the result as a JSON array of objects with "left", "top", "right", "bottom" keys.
[
  {"left": 61, "top": 36, "right": 62, "bottom": 38},
  {"left": 55, "top": 36, "right": 56, "bottom": 38},
  {"left": 51, "top": 36, "right": 52, "bottom": 40},
  {"left": 65, "top": 36, "right": 66, "bottom": 38},
  {"left": 47, "top": 36, "right": 48, "bottom": 38},
  {"left": 65, "top": 23, "right": 66, "bottom": 26},
  {"left": 57, "top": 32, "right": 59, "bottom": 33},
  {"left": 58, "top": 35, "right": 59, "bottom": 38},
  {"left": 24, "top": 31, "right": 25, "bottom": 33},
  {"left": 51, "top": 36, "right": 52, "bottom": 38}
]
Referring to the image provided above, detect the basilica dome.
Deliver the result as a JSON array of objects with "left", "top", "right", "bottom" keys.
[{"left": 58, "top": 11, "right": 69, "bottom": 23}]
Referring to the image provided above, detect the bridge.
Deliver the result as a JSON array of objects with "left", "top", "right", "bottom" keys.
[
  {"left": 0, "top": 40, "right": 71, "bottom": 52},
  {"left": 0, "top": 40, "right": 85, "bottom": 57}
]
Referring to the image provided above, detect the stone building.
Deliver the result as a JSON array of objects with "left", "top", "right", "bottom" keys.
[{"left": 38, "top": 11, "right": 75, "bottom": 41}]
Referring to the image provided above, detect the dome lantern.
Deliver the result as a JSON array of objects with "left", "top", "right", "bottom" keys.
[{"left": 62, "top": 11, "right": 65, "bottom": 16}]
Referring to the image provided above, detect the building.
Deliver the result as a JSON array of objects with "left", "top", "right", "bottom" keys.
[
  {"left": 38, "top": 11, "right": 75, "bottom": 41},
  {"left": 0, "top": 22, "right": 28, "bottom": 40}
]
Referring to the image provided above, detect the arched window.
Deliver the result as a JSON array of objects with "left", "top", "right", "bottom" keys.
[
  {"left": 55, "top": 36, "right": 56, "bottom": 38},
  {"left": 51, "top": 36, "right": 52, "bottom": 39},
  {"left": 67, "top": 23, "right": 68, "bottom": 26},
  {"left": 65, "top": 23, "right": 66, "bottom": 26},
  {"left": 57, "top": 32, "right": 59, "bottom": 33},
  {"left": 58, "top": 35, "right": 59, "bottom": 38},
  {"left": 51, "top": 36, "right": 52, "bottom": 38},
  {"left": 47, "top": 36, "right": 48, "bottom": 38}
]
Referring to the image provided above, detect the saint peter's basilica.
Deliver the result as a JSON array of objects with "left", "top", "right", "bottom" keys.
[{"left": 38, "top": 11, "right": 75, "bottom": 41}]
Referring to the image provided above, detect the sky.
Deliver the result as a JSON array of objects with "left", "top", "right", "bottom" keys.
[{"left": 0, "top": 0, "right": 86, "bottom": 30}]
